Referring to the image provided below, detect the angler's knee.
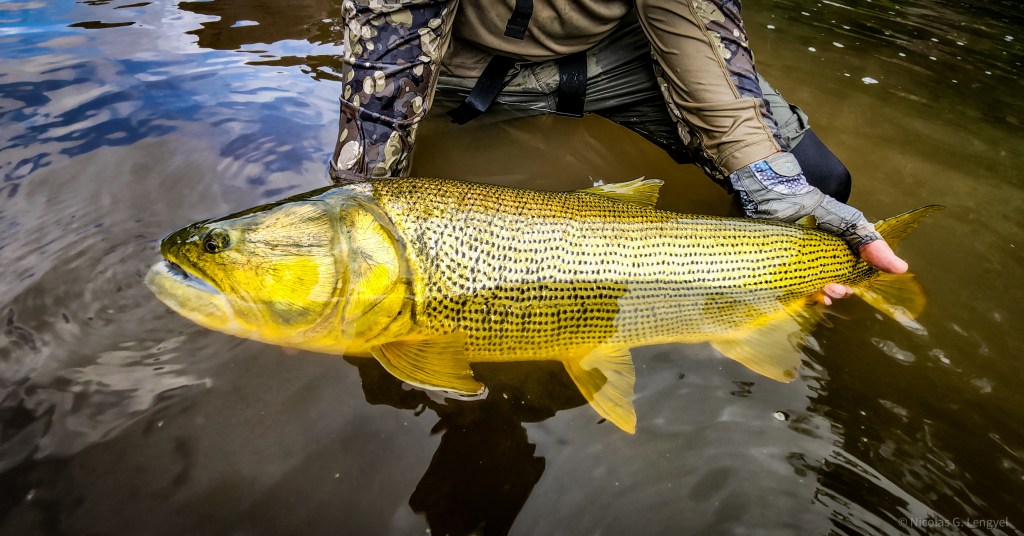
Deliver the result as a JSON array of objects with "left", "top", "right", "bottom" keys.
[
  {"left": 808, "top": 157, "right": 852, "bottom": 203},
  {"left": 791, "top": 129, "right": 852, "bottom": 203}
]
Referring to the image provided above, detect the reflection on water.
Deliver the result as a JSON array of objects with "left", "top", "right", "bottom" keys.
[
  {"left": 0, "top": 0, "right": 1022, "bottom": 534},
  {"left": 355, "top": 359, "right": 580, "bottom": 536}
]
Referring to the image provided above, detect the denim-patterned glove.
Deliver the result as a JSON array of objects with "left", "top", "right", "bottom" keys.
[{"left": 729, "top": 152, "right": 882, "bottom": 251}]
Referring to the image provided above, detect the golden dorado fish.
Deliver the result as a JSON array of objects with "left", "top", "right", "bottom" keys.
[{"left": 146, "top": 178, "right": 941, "bottom": 433}]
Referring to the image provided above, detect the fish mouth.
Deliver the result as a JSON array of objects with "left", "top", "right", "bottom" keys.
[
  {"left": 146, "top": 259, "right": 235, "bottom": 333},
  {"left": 156, "top": 260, "right": 220, "bottom": 295},
  {"left": 163, "top": 260, "right": 220, "bottom": 293}
]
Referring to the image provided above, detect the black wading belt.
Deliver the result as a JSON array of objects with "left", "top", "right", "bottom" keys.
[{"left": 447, "top": 0, "right": 587, "bottom": 124}]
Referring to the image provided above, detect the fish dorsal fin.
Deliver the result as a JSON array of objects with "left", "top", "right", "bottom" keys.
[
  {"left": 563, "top": 346, "right": 637, "bottom": 434},
  {"left": 709, "top": 303, "right": 824, "bottom": 383},
  {"left": 581, "top": 177, "right": 663, "bottom": 207},
  {"left": 371, "top": 332, "right": 485, "bottom": 395},
  {"left": 795, "top": 215, "right": 817, "bottom": 228},
  {"left": 854, "top": 272, "right": 927, "bottom": 333},
  {"left": 874, "top": 205, "right": 944, "bottom": 249}
]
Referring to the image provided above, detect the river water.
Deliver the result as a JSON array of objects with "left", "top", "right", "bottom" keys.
[{"left": 1, "top": 0, "right": 1022, "bottom": 534}]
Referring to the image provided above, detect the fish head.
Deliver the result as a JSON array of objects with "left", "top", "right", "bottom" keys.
[
  {"left": 146, "top": 184, "right": 410, "bottom": 352},
  {"left": 146, "top": 195, "right": 341, "bottom": 346}
]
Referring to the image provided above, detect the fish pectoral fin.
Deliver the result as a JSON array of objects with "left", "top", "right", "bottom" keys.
[
  {"left": 855, "top": 272, "right": 927, "bottom": 332},
  {"left": 709, "top": 304, "right": 823, "bottom": 383},
  {"left": 580, "top": 177, "right": 663, "bottom": 207},
  {"left": 564, "top": 346, "right": 637, "bottom": 434},
  {"left": 370, "top": 333, "right": 484, "bottom": 396}
]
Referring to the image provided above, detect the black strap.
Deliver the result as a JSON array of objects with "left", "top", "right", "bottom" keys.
[
  {"left": 504, "top": 0, "right": 534, "bottom": 40},
  {"left": 555, "top": 52, "right": 587, "bottom": 117},
  {"left": 449, "top": 6, "right": 588, "bottom": 124},
  {"left": 447, "top": 0, "right": 534, "bottom": 123},
  {"left": 447, "top": 55, "right": 518, "bottom": 125}
]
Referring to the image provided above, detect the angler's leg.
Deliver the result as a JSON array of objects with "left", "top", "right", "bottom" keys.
[{"left": 330, "top": 0, "right": 459, "bottom": 182}]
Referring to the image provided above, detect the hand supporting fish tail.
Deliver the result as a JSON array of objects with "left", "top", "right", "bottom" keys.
[
  {"left": 729, "top": 152, "right": 882, "bottom": 250},
  {"left": 730, "top": 152, "right": 910, "bottom": 279}
]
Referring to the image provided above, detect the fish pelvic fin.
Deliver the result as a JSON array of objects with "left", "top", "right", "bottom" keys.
[
  {"left": 581, "top": 177, "right": 663, "bottom": 207},
  {"left": 564, "top": 346, "right": 637, "bottom": 434},
  {"left": 709, "top": 303, "right": 825, "bottom": 383},
  {"left": 854, "top": 273, "right": 927, "bottom": 332},
  {"left": 370, "top": 332, "right": 485, "bottom": 396},
  {"left": 874, "top": 205, "right": 944, "bottom": 250}
]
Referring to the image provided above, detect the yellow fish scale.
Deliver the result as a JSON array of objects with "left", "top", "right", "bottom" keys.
[{"left": 369, "top": 179, "right": 873, "bottom": 361}]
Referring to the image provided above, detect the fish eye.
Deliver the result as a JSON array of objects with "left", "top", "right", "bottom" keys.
[{"left": 202, "top": 229, "right": 230, "bottom": 254}]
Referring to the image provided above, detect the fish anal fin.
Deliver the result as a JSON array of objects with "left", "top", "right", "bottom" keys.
[
  {"left": 564, "top": 346, "right": 637, "bottom": 434},
  {"left": 370, "top": 332, "right": 484, "bottom": 396},
  {"left": 581, "top": 177, "right": 663, "bottom": 207},
  {"left": 855, "top": 272, "right": 927, "bottom": 333},
  {"left": 709, "top": 303, "right": 823, "bottom": 383}
]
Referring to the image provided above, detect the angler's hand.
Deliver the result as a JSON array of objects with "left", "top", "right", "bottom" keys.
[
  {"left": 728, "top": 152, "right": 909, "bottom": 304},
  {"left": 820, "top": 240, "right": 908, "bottom": 305}
]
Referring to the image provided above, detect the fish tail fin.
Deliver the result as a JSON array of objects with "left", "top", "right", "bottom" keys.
[
  {"left": 854, "top": 272, "right": 928, "bottom": 332},
  {"left": 853, "top": 205, "right": 942, "bottom": 332},
  {"left": 873, "top": 205, "right": 944, "bottom": 250}
]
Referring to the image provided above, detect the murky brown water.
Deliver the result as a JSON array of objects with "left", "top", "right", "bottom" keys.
[{"left": 1, "top": 0, "right": 1022, "bottom": 534}]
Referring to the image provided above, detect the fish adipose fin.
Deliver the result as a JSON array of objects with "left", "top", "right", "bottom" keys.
[
  {"left": 370, "top": 332, "right": 484, "bottom": 396},
  {"left": 564, "top": 346, "right": 637, "bottom": 434},
  {"left": 581, "top": 177, "right": 664, "bottom": 207},
  {"left": 709, "top": 304, "right": 824, "bottom": 383}
]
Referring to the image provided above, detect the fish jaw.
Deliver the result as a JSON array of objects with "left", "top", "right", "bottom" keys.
[{"left": 145, "top": 260, "right": 239, "bottom": 335}]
